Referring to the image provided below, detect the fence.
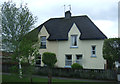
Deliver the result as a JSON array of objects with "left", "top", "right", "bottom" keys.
[
  {"left": 34, "top": 67, "right": 117, "bottom": 81},
  {"left": 2, "top": 63, "right": 117, "bottom": 81},
  {"left": 2, "top": 63, "right": 18, "bottom": 73}
]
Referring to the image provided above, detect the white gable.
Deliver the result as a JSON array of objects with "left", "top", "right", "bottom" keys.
[
  {"left": 68, "top": 23, "right": 81, "bottom": 37},
  {"left": 38, "top": 25, "right": 49, "bottom": 39}
]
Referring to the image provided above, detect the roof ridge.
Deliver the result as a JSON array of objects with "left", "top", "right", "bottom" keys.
[
  {"left": 36, "top": 15, "right": 107, "bottom": 41},
  {"left": 72, "top": 15, "right": 88, "bottom": 17},
  {"left": 49, "top": 15, "right": 88, "bottom": 20}
]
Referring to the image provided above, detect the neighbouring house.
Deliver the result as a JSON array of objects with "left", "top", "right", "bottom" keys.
[
  {"left": 1, "top": 51, "right": 12, "bottom": 63},
  {"left": 31, "top": 11, "right": 107, "bottom": 69}
]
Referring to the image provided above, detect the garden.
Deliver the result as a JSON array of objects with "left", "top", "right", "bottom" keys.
[{"left": 2, "top": 74, "right": 116, "bottom": 84}]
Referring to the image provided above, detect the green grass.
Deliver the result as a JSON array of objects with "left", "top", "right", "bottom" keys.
[{"left": 2, "top": 74, "right": 117, "bottom": 84}]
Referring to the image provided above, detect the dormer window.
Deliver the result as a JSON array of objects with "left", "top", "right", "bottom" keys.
[
  {"left": 40, "top": 36, "right": 46, "bottom": 49},
  {"left": 71, "top": 35, "right": 78, "bottom": 48}
]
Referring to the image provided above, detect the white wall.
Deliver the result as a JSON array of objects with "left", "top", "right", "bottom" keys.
[
  {"left": 38, "top": 24, "right": 106, "bottom": 69},
  {"left": 38, "top": 26, "right": 58, "bottom": 66},
  {"left": 57, "top": 23, "right": 106, "bottom": 69}
]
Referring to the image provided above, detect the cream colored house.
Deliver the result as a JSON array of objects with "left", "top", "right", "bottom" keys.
[{"left": 35, "top": 11, "right": 107, "bottom": 69}]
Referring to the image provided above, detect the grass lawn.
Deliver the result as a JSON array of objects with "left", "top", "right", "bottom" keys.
[{"left": 2, "top": 74, "right": 117, "bottom": 84}]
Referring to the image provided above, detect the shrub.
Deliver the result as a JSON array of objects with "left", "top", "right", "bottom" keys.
[
  {"left": 71, "top": 63, "right": 83, "bottom": 69},
  {"left": 42, "top": 52, "right": 57, "bottom": 67}
]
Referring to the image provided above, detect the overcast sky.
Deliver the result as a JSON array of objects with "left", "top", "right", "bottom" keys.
[{"left": 1, "top": 0, "right": 119, "bottom": 38}]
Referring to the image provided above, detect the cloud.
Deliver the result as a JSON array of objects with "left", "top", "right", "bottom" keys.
[
  {"left": 1, "top": 0, "right": 119, "bottom": 38},
  {"left": 26, "top": 0, "right": 119, "bottom": 38},
  {"left": 93, "top": 20, "right": 118, "bottom": 38}
]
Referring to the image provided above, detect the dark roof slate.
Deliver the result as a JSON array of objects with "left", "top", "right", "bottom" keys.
[{"left": 38, "top": 15, "right": 107, "bottom": 41}]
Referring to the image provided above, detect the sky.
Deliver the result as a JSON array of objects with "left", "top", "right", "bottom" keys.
[{"left": 0, "top": 0, "right": 119, "bottom": 38}]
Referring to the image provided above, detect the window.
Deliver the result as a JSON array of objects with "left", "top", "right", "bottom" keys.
[
  {"left": 36, "top": 55, "right": 41, "bottom": 66},
  {"left": 71, "top": 35, "right": 78, "bottom": 47},
  {"left": 65, "top": 55, "right": 72, "bottom": 66},
  {"left": 91, "top": 45, "right": 96, "bottom": 57},
  {"left": 76, "top": 54, "right": 82, "bottom": 64},
  {"left": 40, "top": 36, "right": 46, "bottom": 49}
]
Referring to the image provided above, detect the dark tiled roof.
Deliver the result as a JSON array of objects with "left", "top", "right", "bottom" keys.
[{"left": 38, "top": 15, "right": 107, "bottom": 41}]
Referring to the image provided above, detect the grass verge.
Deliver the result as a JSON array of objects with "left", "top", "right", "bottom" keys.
[{"left": 2, "top": 74, "right": 117, "bottom": 84}]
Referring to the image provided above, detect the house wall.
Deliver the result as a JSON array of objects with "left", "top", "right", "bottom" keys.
[
  {"left": 38, "top": 26, "right": 59, "bottom": 66},
  {"left": 38, "top": 24, "right": 106, "bottom": 69},
  {"left": 57, "top": 23, "right": 106, "bottom": 69}
]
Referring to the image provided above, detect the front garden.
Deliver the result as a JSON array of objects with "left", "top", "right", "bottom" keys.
[
  {"left": 2, "top": 63, "right": 117, "bottom": 81},
  {"left": 2, "top": 74, "right": 116, "bottom": 84}
]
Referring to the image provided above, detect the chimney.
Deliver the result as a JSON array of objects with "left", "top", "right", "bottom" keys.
[{"left": 65, "top": 11, "right": 71, "bottom": 19}]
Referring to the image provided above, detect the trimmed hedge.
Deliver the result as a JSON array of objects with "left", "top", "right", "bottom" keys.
[
  {"left": 34, "top": 67, "right": 117, "bottom": 81},
  {"left": 2, "top": 64, "right": 117, "bottom": 81},
  {"left": 42, "top": 52, "right": 57, "bottom": 67},
  {"left": 71, "top": 63, "right": 83, "bottom": 69}
]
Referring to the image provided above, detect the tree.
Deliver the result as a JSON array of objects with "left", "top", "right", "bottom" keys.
[
  {"left": 42, "top": 52, "right": 57, "bottom": 84},
  {"left": 103, "top": 38, "right": 120, "bottom": 69},
  {"left": 1, "top": 1, "right": 37, "bottom": 78},
  {"left": 19, "top": 37, "right": 39, "bottom": 82},
  {"left": 2, "top": 1, "right": 37, "bottom": 52}
]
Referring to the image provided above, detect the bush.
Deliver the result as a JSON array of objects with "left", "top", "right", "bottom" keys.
[
  {"left": 42, "top": 52, "right": 57, "bottom": 67},
  {"left": 71, "top": 63, "right": 83, "bottom": 69}
]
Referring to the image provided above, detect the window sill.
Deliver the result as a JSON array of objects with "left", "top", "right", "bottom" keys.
[
  {"left": 91, "top": 55, "right": 96, "bottom": 58},
  {"left": 40, "top": 47, "right": 46, "bottom": 49},
  {"left": 70, "top": 46, "right": 78, "bottom": 48},
  {"left": 40, "top": 48, "right": 46, "bottom": 49},
  {"left": 64, "top": 66, "right": 71, "bottom": 68}
]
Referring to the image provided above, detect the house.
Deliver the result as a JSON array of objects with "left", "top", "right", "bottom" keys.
[
  {"left": 1, "top": 51, "right": 12, "bottom": 63},
  {"left": 34, "top": 11, "right": 107, "bottom": 69}
]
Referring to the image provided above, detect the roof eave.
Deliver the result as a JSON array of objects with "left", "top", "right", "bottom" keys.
[
  {"left": 80, "top": 37, "right": 107, "bottom": 40},
  {"left": 47, "top": 38, "right": 68, "bottom": 41}
]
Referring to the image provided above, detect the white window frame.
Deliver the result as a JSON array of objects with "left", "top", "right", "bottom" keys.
[
  {"left": 91, "top": 45, "right": 96, "bottom": 57},
  {"left": 71, "top": 35, "right": 78, "bottom": 48},
  {"left": 76, "top": 54, "right": 82, "bottom": 64},
  {"left": 36, "top": 55, "right": 41, "bottom": 66},
  {"left": 40, "top": 36, "right": 46, "bottom": 49},
  {"left": 65, "top": 54, "right": 72, "bottom": 67}
]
